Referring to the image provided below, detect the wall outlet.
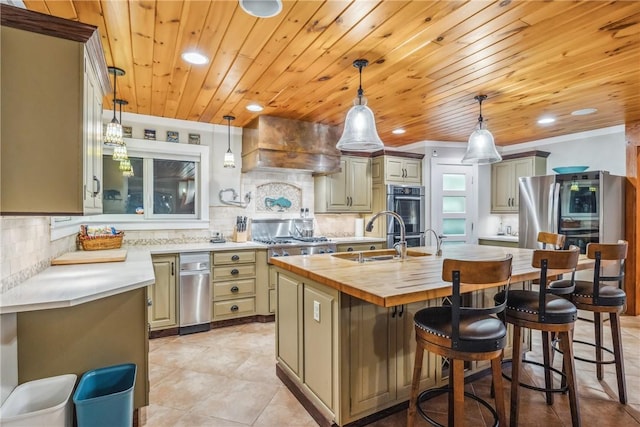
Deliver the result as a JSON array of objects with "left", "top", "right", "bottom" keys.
[{"left": 313, "top": 300, "right": 320, "bottom": 322}]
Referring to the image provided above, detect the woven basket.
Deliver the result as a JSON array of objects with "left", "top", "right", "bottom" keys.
[{"left": 78, "top": 232, "right": 124, "bottom": 251}]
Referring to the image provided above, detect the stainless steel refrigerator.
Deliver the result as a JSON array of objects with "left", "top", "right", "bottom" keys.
[{"left": 518, "top": 170, "right": 624, "bottom": 253}]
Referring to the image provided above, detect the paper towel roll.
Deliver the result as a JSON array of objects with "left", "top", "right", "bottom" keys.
[{"left": 355, "top": 218, "right": 364, "bottom": 237}]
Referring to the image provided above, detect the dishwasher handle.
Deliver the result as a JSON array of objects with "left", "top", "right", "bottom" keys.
[{"left": 180, "top": 261, "right": 210, "bottom": 272}]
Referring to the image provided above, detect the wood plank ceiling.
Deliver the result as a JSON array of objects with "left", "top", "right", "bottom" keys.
[{"left": 23, "top": 0, "right": 640, "bottom": 148}]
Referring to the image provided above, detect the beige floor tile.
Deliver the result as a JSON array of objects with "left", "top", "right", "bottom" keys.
[
  {"left": 144, "top": 317, "right": 640, "bottom": 427},
  {"left": 189, "top": 377, "right": 280, "bottom": 425}
]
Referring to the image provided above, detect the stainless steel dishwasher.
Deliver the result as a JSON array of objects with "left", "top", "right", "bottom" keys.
[{"left": 179, "top": 252, "right": 211, "bottom": 335}]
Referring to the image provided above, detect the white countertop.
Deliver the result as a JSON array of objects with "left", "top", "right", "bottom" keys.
[
  {"left": 0, "top": 238, "right": 390, "bottom": 315},
  {"left": 0, "top": 241, "right": 269, "bottom": 315},
  {"left": 478, "top": 235, "right": 519, "bottom": 243}
]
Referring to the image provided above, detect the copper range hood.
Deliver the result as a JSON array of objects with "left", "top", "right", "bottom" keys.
[{"left": 242, "top": 115, "right": 341, "bottom": 174}]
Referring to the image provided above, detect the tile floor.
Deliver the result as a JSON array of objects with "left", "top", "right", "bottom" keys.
[{"left": 142, "top": 316, "right": 640, "bottom": 426}]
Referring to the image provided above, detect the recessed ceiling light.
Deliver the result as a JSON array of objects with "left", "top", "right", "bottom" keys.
[
  {"left": 239, "top": 0, "right": 282, "bottom": 18},
  {"left": 181, "top": 52, "right": 209, "bottom": 65},
  {"left": 571, "top": 108, "right": 598, "bottom": 116},
  {"left": 537, "top": 117, "right": 556, "bottom": 125},
  {"left": 246, "top": 103, "right": 264, "bottom": 112},
  {"left": 392, "top": 128, "right": 406, "bottom": 135}
]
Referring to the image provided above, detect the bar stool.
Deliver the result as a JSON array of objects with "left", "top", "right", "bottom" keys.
[
  {"left": 494, "top": 247, "right": 581, "bottom": 427},
  {"left": 550, "top": 241, "right": 628, "bottom": 403},
  {"left": 538, "top": 231, "right": 566, "bottom": 250},
  {"left": 407, "top": 255, "right": 513, "bottom": 427}
]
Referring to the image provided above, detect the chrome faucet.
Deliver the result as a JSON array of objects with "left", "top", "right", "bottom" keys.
[
  {"left": 425, "top": 228, "right": 443, "bottom": 256},
  {"left": 366, "top": 210, "right": 407, "bottom": 260}
]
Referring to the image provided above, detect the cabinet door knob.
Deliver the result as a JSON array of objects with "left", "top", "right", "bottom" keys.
[
  {"left": 231, "top": 268, "right": 239, "bottom": 276},
  {"left": 231, "top": 255, "right": 240, "bottom": 261},
  {"left": 230, "top": 304, "right": 239, "bottom": 312},
  {"left": 147, "top": 298, "right": 152, "bottom": 307},
  {"left": 231, "top": 285, "right": 239, "bottom": 293}
]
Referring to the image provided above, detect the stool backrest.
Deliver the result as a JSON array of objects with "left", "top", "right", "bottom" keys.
[
  {"left": 442, "top": 255, "right": 512, "bottom": 349},
  {"left": 532, "top": 246, "right": 580, "bottom": 322},
  {"left": 537, "top": 231, "right": 566, "bottom": 249},
  {"left": 586, "top": 240, "right": 627, "bottom": 303}
]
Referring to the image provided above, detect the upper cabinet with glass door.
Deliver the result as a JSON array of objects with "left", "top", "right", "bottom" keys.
[{"left": 0, "top": 5, "right": 110, "bottom": 215}]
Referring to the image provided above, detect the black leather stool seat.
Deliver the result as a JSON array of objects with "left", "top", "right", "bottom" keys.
[
  {"left": 414, "top": 306, "right": 507, "bottom": 353},
  {"left": 495, "top": 290, "right": 577, "bottom": 324},
  {"left": 571, "top": 280, "right": 626, "bottom": 306},
  {"left": 547, "top": 278, "right": 576, "bottom": 295}
]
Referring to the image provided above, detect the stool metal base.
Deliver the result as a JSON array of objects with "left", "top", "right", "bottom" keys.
[
  {"left": 501, "top": 358, "right": 568, "bottom": 394},
  {"left": 553, "top": 338, "right": 617, "bottom": 365},
  {"left": 417, "top": 386, "right": 499, "bottom": 427}
]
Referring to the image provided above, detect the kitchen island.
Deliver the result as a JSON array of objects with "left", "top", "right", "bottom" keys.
[{"left": 270, "top": 244, "right": 594, "bottom": 427}]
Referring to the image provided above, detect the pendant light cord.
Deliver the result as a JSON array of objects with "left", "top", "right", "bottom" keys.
[
  {"left": 112, "top": 70, "right": 118, "bottom": 121},
  {"left": 223, "top": 115, "right": 235, "bottom": 152},
  {"left": 475, "top": 94, "right": 487, "bottom": 124}
]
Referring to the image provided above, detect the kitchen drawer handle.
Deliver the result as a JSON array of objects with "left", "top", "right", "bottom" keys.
[
  {"left": 347, "top": 247, "right": 354, "bottom": 252},
  {"left": 230, "top": 304, "right": 239, "bottom": 312},
  {"left": 231, "top": 255, "right": 240, "bottom": 261},
  {"left": 231, "top": 268, "right": 239, "bottom": 276},
  {"left": 370, "top": 245, "right": 376, "bottom": 250},
  {"left": 230, "top": 285, "right": 239, "bottom": 293}
]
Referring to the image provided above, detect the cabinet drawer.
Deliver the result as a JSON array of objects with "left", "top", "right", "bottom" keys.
[
  {"left": 213, "top": 251, "right": 255, "bottom": 265},
  {"left": 213, "top": 279, "right": 255, "bottom": 299},
  {"left": 212, "top": 264, "right": 256, "bottom": 281},
  {"left": 213, "top": 297, "right": 256, "bottom": 319}
]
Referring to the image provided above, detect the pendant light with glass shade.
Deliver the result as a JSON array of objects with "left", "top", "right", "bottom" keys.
[
  {"left": 336, "top": 59, "right": 384, "bottom": 152},
  {"left": 104, "top": 67, "right": 126, "bottom": 147},
  {"left": 461, "top": 95, "right": 502, "bottom": 164},
  {"left": 223, "top": 115, "right": 236, "bottom": 168},
  {"left": 112, "top": 99, "right": 129, "bottom": 162}
]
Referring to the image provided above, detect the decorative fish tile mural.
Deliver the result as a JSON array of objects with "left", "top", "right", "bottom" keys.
[{"left": 256, "top": 182, "right": 301, "bottom": 212}]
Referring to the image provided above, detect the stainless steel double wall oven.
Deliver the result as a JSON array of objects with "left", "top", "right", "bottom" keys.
[{"left": 386, "top": 184, "right": 426, "bottom": 248}]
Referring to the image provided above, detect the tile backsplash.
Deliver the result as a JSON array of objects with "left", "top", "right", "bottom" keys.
[{"left": 1, "top": 217, "right": 76, "bottom": 292}]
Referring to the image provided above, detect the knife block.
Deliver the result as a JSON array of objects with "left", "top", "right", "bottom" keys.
[{"left": 233, "top": 229, "right": 247, "bottom": 243}]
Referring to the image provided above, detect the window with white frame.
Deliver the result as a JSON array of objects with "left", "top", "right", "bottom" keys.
[{"left": 102, "top": 139, "right": 208, "bottom": 220}]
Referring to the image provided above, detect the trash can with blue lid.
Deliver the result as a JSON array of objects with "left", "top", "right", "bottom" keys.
[{"left": 73, "top": 363, "right": 136, "bottom": 427}]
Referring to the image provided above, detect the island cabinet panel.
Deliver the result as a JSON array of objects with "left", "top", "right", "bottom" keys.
[
  {"left": 336, "top": 242, "right": 385, "bottom": 253},
  {"left": 303, "top": 286, "right": 337, "bottom": 410},
  {"left": 345, "top": 297, "right": 394, "bottom": 415},
  {"left": 148, "top": 254, "right": 178, "bottom": 331},
  {"left": 344, "top": 297, "right": 437, "bottom": 419},
  {"left": 277, "top": 273, "right": 303, "bottom": 378}
]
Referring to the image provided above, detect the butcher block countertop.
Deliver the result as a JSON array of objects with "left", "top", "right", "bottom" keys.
[{"left": 270, "top": 244, "right": 595, "bottom": 308}]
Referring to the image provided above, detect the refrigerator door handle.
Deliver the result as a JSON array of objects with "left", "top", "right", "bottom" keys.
[{"left": 550, "top": 183, "right": 560, "bottom": 233}]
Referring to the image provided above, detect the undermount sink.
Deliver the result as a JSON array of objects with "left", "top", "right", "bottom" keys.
[{"left": 331, "top": 249, "right": 431, "bottom": 262}]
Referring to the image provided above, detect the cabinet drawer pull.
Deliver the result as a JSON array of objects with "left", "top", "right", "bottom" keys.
[
  {"left": 231, "top": 268, "right": 239, "bottom": 276},
  {"left": 231, "top": 255, "right": 240, "bottom": 261},
  {"left": 230, "top": 304, "right": 239, "bottom": 312},
  {"left": 370, "top": 245, "right": 376, "bottom": 250},
  {"left": 230, "top": 285, "right": 239, "bottom": 293},
  {"left": 347, "top": 247, "right": 354, "bottom": 252}
]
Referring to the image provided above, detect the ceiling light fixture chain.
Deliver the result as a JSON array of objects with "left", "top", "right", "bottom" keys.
[
  {"left": 475, "top": 94, "right": 487, "bottom": 124},
  {"left": 354, "top": 59, "right": 368, "bottom": 105},
  {"left": 223, "top": 115, "right": 236, "bottom": 168}
]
